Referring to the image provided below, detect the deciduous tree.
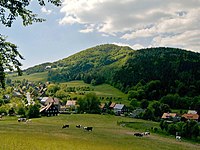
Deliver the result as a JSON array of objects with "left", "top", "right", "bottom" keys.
[{"left": 0, "top": 0, "right": 61, "bottom": 88}]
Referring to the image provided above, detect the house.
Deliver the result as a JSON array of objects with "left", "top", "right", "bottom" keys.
[
  {"left": 113, "top": 104, "right": 128, "bottom": 115},
  {"left": 182, "top": 114, "right": 199, "bottom": 121},
  {"left": 100, "top": 103, "right": 107, "bottom": 113},
  {"left": 109, "top": 102, "right": 116, "bottom": 110},
  {"left": 161, "top": 113, "right": 177, "bottom": 119},
  {"left": 40, "top": 97, "right": 60, "bottom": 111},
  {"left": 40, "top": 102, "right": 59, "bottom": 116},
  {"left": 66, "top": 100, "right": 77, "bottom": 112},
  {"left": 187, "top": 110, "right": 197, "bottom": 114},
  {"left": 66, "top": 100, "right": 76, "bottom": 107}
]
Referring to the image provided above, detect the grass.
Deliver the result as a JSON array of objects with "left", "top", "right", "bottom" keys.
[
  {"left": 0, "top": 114, "right": 199, "bottom": 150},
  {"left": 63, "top": 81, "right": 129, "bottom": 104},
  {"left": 9, "top": 72, "right": 48, "bottom": 82}
]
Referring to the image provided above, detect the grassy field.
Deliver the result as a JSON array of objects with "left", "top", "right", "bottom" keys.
[
  {"left": 9, "top": 72, "right": 48, "bottom": 82},
  {"left": 63, "top": 81, "right": 129, "bottom": 104},
  {"left": 0, "top": 114, "right": 199, "bottom": 150}
]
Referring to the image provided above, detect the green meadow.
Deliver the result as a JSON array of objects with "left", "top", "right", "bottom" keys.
[
  {"left": 0, "top": 114, "right": 199, "bottom": 150},
  {"left": 9, "top": 72, "right": 48, "bottom": 82}
]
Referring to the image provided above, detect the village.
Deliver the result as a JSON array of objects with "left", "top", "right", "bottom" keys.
[{"left": 1, "top": 80, "right": 199, "bottom": 125}]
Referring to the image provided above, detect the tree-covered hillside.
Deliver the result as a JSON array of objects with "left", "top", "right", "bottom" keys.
[
  {"left": 47, "top": 44, "right": 133, "bottom": 84},
  {"left": 24, "top": 44, "right": 200, "bottom": 100},
  {"left": 112, "top": 47, "right": 200, "bottom": 96}
]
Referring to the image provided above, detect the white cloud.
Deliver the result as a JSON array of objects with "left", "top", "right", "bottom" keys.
[
  {"left": 79, "top": 24, "right": 95, "bottom": 33},
  {"left": 60, "top": 0, "right": 200, "bottom": 51},
  {"left": 41, "top": 7, "right": 52, "bottom": 15}
]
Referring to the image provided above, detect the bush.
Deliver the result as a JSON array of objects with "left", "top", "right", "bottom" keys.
[{"left": 26, "top": 104, "right": 40, "bottom": 119}]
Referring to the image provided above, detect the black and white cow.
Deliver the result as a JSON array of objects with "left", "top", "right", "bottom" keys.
[
  {"left": 84, "top": 127, "right": 93, "bottom": 131},
  {"left": 62, "top": 124, "right": 69, "bottom": 129}
]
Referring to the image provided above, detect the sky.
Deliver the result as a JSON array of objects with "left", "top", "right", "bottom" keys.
[{"left": 1, "top": 0, "right": 200, "bottom": 69}]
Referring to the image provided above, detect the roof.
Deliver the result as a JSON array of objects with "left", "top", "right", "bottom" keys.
[
  {"left": 187, "top": 110, "right": 197, "bottom": 114},
  {"left": 100, "top": 103, "right": 105, "bottom": 109},
  {"left": 66, "top": 100, "right": 76, "bottom": 106},
  {"left": 41, "top": 97, "right": 49, "bottom": 103},
  {"left": 161, "top": 113, "right": 177, "bottom": 119},
  {"left": 114, "top": 104, "right": 125, "bottom": 110},
  {"left": 40, "top": 103, "right": 53, "bottom": 112},
  {"left": 109, "top": 102, "right": 116, "bottom": 108},
  {"left": 182, "top": 114, "right": 199, "bottom": 120},
  {"left": 41, "top": 97, "right": 60, "bottom": 105}
]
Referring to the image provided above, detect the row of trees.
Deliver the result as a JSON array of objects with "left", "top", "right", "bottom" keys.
[
  {"left": 160, "top": 120, "right": 200, "bottom": 139},
  {"left": 127, "top": 80, "right": 200, "bottom": 116}
]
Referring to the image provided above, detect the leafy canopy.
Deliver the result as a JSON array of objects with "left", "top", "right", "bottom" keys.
[
  {"left": 0, "top": 0, "right": 61, "bottom": 27},
  {"left": 0, "top": 0, "right": 61, "bottom": 88}
]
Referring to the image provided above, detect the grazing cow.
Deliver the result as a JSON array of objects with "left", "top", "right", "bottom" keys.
[
  {"left": 134, "top": 133, "right": 143, "bottom": 137},
  {"left": 76, "top": 125, "right": 82, "bottom": 128},
  {"left": 143, "top": 132, "right": 150, "bottom": 135},
  {"left": 26, "top": 119, "right": 32, "bottom": 124},
  {"left": 18, "top": 118, "right": 26, "bottom": 122},
  {"left": 176, "top": 136, "right": 181, "bottom": 141},
  {"left": 62, "top": 125, "right": 69, "bottom": 129},
  {"left": 84, "top": 127, "right": 93, "bottom": 131}
]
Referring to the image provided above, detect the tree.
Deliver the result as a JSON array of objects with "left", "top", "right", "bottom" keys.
[
  {"left": 0, "top": 36, "right": 24, "bottom": 88},
  {"left": 26, "top": 104, "right": 40, "bottom": 119},
  {"left": 0, "top": 0, "right": 61, "bottom": 27},
  {"left": 77, "top": 93, "right": 100, "bottom": 114},
  {"left": 46, "top": 84, "right": 60, "bottom": 96},
  {"left": 140, "top": 99, "right": 149, "bottom": 109},
  {"left": 142, "top": 108, "right": 154, "bottom": 120},
  {"left": 16, "top": 105, "right": 26, "bottom": 117},
  {"left": 0, "top": 0, "right": 61, "bottom": 88},
  {"left": 130, "top": 98, "right": 139, "bottom": 109}
]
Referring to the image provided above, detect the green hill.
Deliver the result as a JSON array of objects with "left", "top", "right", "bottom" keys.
[{"left": 21, "top": 44, "right": 200, "bottom": 100}]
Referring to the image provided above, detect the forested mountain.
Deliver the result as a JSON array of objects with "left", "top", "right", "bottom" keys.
[
  {"left": 25, "top": 44, "right": 133, "bottom": 84},
  {"left": 24, "top": 44, "right": 200, "bottom": 100}
]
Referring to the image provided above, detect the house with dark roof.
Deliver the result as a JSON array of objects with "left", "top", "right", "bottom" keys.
[
  {"left": 39, "top": 97, "right": 60, "bottom": 116},
  {"left": 40, "top": 102, "right": 59, "bottom": 117},
  {"left": 40, "top": 97, "right": 60, "bottom": 111},
  {"left": 113, "top": 104, "right": 128, "bottom": 115}
]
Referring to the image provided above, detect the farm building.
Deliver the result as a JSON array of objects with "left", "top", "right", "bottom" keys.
[
  {"left": 40, "top": 97, "right": 60, "bottom": 111},
  {"left": 109, "top": 102, "right": 116, "bottom": 110},
  {"left": 40, "top": 102, "right": 59, "bottom": 116},
  {"left": 161, "top": 113, "right": 178, "bottom": 119},
  {"left": 66, "top": 100, "right": 77, "bottom": 112},
  {"left": 182, "top": 114, "right": 199, "bottom": 121},
  {"left": 100, "top": 103, "right": 107, "bottom": 113},
  {"left": 113, "top": 104, "right": 128, "bottom": 115},
  {"left": 187, "top": 110, "right": 197, "bottom": 114}
]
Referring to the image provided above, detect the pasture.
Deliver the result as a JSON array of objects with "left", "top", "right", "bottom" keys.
[
  {"left": 64, "top": 81, "right": 129, "bottom": 104},
  {"left": 9, "top": 72, "right": 48, "bottom": 82},
  {"left": 0, "top": 114, "right": 199, "bottom": 150}
]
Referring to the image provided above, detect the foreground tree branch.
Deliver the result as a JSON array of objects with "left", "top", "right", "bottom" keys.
[{"left": 0, "top": 0, "right": 62, "bottom": 88}]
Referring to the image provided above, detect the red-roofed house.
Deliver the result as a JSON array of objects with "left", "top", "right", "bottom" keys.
[
  {"left": 182, "top": 114, "right": 199, "bottom": 121},
  {"left": 161, "top": 113, "right": 177, "bottom": 119}
]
